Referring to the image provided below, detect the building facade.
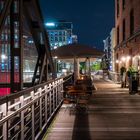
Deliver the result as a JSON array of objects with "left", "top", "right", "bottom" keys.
[
  {"left": 103, "top": 28, "right": 116, "bottom": 71},
  {"left": 103, "top": 36, "right": 111, "bottom": 70},
  {"left": 0, "top": 0, "right": 37, "bottom": 82},
  {"left": 46, "top": 21, "right": 77, "bottom": 49},
  {"left": 110, "top": 28, "right": 116, "bottom": 72},
  {"left": 115, "top": 0, "right": 140, "bottom": 72}
]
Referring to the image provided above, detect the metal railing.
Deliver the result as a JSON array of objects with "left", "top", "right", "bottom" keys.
[
  {"left": 0, "top": 75, "right": 72, "bottom": 140},
  {"left": 108, "top": 71, "right": 121, "bottom": 83}
]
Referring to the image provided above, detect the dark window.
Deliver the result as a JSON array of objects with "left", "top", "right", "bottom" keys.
[
  {"left": 122, "top": 0, "right": 125, "bottom": 10},
  {"left": 55, "top": 37, "right": 58, "bottom": 41},
  {"left": 0, "top": 1, "right": 4, "bottom": 11},
  {"left": 123, "top": 19, "right": 126, "bottom": 40},
  {"left": 130, "top": 9, "right": 134, "bottom": 35},
  {"left": 117, "top": 26, "right": 119, "bottom": 44},
  {"left": 117, "top": 0, "right": 119, "bottom": 18}
]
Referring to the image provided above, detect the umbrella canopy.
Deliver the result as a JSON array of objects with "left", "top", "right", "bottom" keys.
[{"left": 51, "top": 44, "right": 103, "bottom": 59}]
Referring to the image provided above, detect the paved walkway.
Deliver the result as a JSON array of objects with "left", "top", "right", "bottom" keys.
[{"left": 43, "top": 77, "right": 140, "bottom": 140}]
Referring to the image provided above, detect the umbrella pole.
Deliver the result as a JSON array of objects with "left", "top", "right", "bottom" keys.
[{"left": 74, "top": 57, "right": 79, "bottom": 84}]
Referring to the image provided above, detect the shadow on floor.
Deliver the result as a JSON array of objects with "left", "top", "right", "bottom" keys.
[{"left": 72, "top": 108, "right": 91, "bottom": 140}]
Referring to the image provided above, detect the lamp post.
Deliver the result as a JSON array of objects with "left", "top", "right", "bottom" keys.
[{"left": 54, "top": 56, "right": 58, "bottom": 77}]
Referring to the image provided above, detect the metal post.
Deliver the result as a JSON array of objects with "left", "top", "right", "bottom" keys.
[
  {"left": 19, "top": 0, "right": 23, "bottom": 90},
  {"left": 46, "top": 58, "right": 49, "bottom": 81},
  {"left": 39, "top": 88, "right": 42, "bottom": 130},
  {"left": 55, "top": 81, "right": 58, "bottom": 107},
  {"left": 44, "top": 86, "right": 48, "bottom": 123},
  {"left": 52, "top": 82, "right": 55, "bottom": 112},
  {"left": 60, "top": 79, "right": 63, "bottom": 101},
  {"left": 20, "top": 95, "right": 24, "bottom": 140},
  {"left": 31, "top": 91, "right": 35, "bottom": 140},
  {"left": 49, "top": 85, "right": 52, "bottom": 117},
  {"left": 10, "top": 1, "right": 15, "bottom": 93},
  {"left": 74, "top": 57, "right": 79, "bottom": 84},
  {"left": 10, "top": 0, "right": 23, "bottom": 93},
  {"left": 2, "top": 103, "right": 8, "bottom": 140}
]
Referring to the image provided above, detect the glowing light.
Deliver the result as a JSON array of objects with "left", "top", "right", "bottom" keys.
[
  {"left": 121, "top": 57, "right": 126, "bottom": 62},
  {"left": 1, "top": 54, "right": 7, "bottom": 60},
  {"left": 28, "top": 40, "right": 34, "bottom": 44},
  {"left": 54, "top": 46, "right": 57, "bottom": 49},
  {"left": 54, "top": 56, "right": 58, "bottom": 59},
  {"left": 23, "top": 35, "right": 28, "bottom": 39},
  {"left": 116, "top": 60, "right": 119, "bottom": 63},
  {"left": 127, "top": 56, "right": 131, "bottom": 60},
  {"left": 45, "top": 23, "right": 55, "bottom": 26}
]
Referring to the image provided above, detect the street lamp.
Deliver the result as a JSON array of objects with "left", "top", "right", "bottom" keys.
[
  {"left": 127, "top": 56, "right": 131, "bottom": 61},
  {"left": 54, "top": 56, "right": 58, "bottom": 59},
  {"left": 116, "top": 60, "right": 119, "bottom": 63},
  {"left": 53, "top": 56, "right": 58, "bottom": 77},
  {"left": 121, "top": 57, "right": 126, "bottom": 62}
]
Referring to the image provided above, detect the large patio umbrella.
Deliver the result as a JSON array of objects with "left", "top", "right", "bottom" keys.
[
  {"left": 51, "top": 44, "right": 103, "bottom": 59},
  {"left": 51, "top": 44, "right": 104, "bottom": 82}
]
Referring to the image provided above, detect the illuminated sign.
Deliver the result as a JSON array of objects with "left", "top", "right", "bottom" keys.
[{"left": 45, "top": 23, "right": 55, "bottom": 27}]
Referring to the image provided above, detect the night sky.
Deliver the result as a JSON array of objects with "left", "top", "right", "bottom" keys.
[{"left": 39, "top": 0, "right": 115, "bottom": 50}]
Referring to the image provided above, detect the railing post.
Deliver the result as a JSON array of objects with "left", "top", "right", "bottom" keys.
[
  {"left": 0, "top": 77, "right": 67, "bottom": 140},
  {"left": 2, "top": 103, "right": 8, "bottom": 140},
  {"left": 39, "top": 88, "right": 42, "bottom": 131},
  {"left": 52, "top": 82, "right": 55, "bottom": 112},
  {"left": 31, "top": 91, "right": 35, "bottom": 140},
  {"left": 56, "top": 81, "right": 58, "bottom": 106},
  {"left": 58, "top": 80, "right": 61, "bottom": 103},
  {"left": 20, "top": 95, "right": 24, "bottom": 140},
  {"left": 49, "top": 84, "right": 52, "bottom": 117},
  {"left": 45, "top": 85, "right": 48, "bottom": 123},
  {"left": 61, "top": 79, "right": 64, "bottom": 101}
]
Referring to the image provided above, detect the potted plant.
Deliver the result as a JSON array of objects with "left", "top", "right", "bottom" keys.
[{"left": 127, "top": 66, "right": 138, "bottom": 94}]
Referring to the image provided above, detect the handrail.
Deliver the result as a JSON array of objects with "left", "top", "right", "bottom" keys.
[
  {"left": 0, "top": 74, "right": 72, "bottom": 140},
  {"left": 108, "top": 71, "right": 121, "bottom": 83},
  {"left": 0, "top": 74, "right": 72, "bottom": 105}
]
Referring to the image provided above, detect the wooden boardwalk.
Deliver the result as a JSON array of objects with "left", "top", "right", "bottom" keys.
[{"left": 43, "top": 77, "right": 140, "bottom": 140}]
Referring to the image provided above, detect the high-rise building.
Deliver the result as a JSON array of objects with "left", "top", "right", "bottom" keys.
[
  {"left": 103, "top": 36, "right": 111, "bottom": 70},
  {"left": 115, "top": 0, "right": 140, "bottom": 72},
  {"left": 103, "top": 28, "right": 116, "bottom": 71},
  {"left": 45, "top": 21, "right": 77, "bottom": 49},
  {"left": 110, "top": 28, "right": 116, "bottom": 72}
]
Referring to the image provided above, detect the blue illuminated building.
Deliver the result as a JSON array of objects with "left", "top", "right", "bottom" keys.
[{"left": 45, "top": 21, "right": 77, "bottom": 49}]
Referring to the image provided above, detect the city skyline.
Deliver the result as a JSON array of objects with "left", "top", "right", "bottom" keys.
[{"left": 40, "top": 0, "right": 115, "bottom": 50}]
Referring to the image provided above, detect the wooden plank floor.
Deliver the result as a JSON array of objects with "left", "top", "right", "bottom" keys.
[{"left": 43, "top": 77, "right": 140, "bottom": 140}]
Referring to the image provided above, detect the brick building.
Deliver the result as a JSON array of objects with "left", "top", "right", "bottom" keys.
[{"left": 115, "top": 0, "right": 140, "bottom": 72}]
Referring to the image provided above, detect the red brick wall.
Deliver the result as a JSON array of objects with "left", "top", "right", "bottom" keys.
[
  {"left": 115, "top": 0, "right": 140, "bottom": 71},
  {"left": 115, "top": 0, "right": 140, "bottom": 45}
]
